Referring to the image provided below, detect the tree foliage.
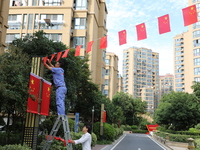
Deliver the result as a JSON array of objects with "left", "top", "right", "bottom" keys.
[{"left": 153, "top": 91, "right": 200, "bottom": 131}]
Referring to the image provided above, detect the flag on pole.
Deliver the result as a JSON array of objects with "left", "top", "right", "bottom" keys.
[
  {"left": 182, "top": 5, "right": 198, "bottom": 26},
  {"left": 43, "top": 56, "right": 48, "bottom": 65},
  {"left": 62, "top": 49, "right": 70, "bottom": 58},
  {"left": 50, "top": 54, "right": 55, "bottom": 62},
  {"left": 56, "top": 52, "right": 62, "bottom": 62},
  {"left": 158, "top": 14, "right": 171, "bottom": 34},
  {"left": 136, "top": 23, "right": 147, "bottom": 40},
  {"left": 118, "top": 30, "right": 127, "bottom": 45},
  {"left": 75, "top": 45, "right": 82, "bottom": 56},
  {"left": 86, "top": 41, "right": 94, "bottom": 53},
  {"left": 27, "top": 73, "right": 41, "bottom": 114},
  {"left": 40, "top": 79, "right": 52, "bottom": 116},
  {"left": 100, "top": 36, "right": 107, "bottom": 49}
]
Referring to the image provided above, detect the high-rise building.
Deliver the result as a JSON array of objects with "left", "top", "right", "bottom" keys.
[
  {"left": 7, "top": 0, "right": 108, "bottom": 90},
  {"left": 0, "top": 0, "right": 10, "bottom": 54},
  {"left": 117, "top": 74, "right": 123, "bottom": 92},
  {"left": 104, "top": 52, "right": 121, "bottom": 100},
  {"left": 173, "top": 0, "right": 200, "bottom": 93},
  {"left": 122, "top": 47, "right": 160, "bottom": 112},
  {"left": 159, "top": 73, "right": 174, "bottom": 98}
]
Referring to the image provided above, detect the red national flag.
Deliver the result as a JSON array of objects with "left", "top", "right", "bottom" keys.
[
  {"left": 40, "top": 79, "right": 52, "bottom": 116},
  {"left": 50, "top": 54, "right": 55, "bottom": 62},
  {"left": 182, "top": 5, "right": 198, "bottom": 26},
  {"left": 56, "top": 52, "right": 62, "bottom": 62},
  {"left": 136, "top": 23, "right": 147, "bottom": 40},
  {"left": 100, "top": 36, "right": 107, "bottom": 49},
  {"left": 86, "top": 41, "right": 94, "bottom": 53},
  {"left": 75, "top": 45, "right": 82, "bottom": 56},
  {"left": 118, "top": 30, "right": 127, "bottom": 45},
  {"left": 43, "top": 56, "right": 48, "bottom": 65},
  {"left": 158, "top": 14, "right": 171, "bottom": 34},
  {"left": 27, "top": 73, "right": 41, "bottom": 114},
  {"left": 62, "top": 49, "right": 70, "bottom": 58}
]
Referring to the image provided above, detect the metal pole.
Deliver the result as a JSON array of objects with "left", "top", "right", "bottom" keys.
[
  {"left": 91, "top": 106, "right": 94, "bottom": 134},
  {"left": 100, "top": 104, "right": 104, "bottom": 140}
]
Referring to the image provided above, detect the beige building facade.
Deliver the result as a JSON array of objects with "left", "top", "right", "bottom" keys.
[
  {"left": 0, "top": 0, "right": 10, "bottom": 54},
  {"left": 159, "top": 73, "right": 174, "bottom": 98},
  {"left": 122, "top": 47, "right": 160, "bottom": 112},
  {"left": 104, "top": 52, "right": 122, "bottom": 100},
  {"left": 7, "top": 0, "right": 108, "bottom": 90}
]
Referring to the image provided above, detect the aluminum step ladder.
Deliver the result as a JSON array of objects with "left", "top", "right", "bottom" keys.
[{"left": 42, "top": 115, "right": 73, "bottom": 150}]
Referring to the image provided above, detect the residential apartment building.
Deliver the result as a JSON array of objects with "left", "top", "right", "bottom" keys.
[
  {"left": 104, "top": 52, "right": 120, "bottom": 100},
  {"left": 117, "top": 74, "right": 123, "bottom": 92},
  {"left": 122, "top": 47, "right": 160, "bottom": 112},
  {"left": 7, "top": 0, "right": 108, "bottom": 90},
  {"left": 159, "top": 73, "right": 174, "bottom": 98},
  {"left": 173, "top": 0, "right": 200, "bottom": 93},
  {"left": 0, "top": 0, "right": 10, "bottom": 54}
]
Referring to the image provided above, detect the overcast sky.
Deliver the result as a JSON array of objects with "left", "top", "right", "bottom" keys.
[{"left": 106, "top": 0, "right": 188, "bottom": 75}]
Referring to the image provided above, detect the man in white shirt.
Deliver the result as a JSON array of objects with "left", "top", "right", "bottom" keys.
[{"left": 69, "top": 124, "right": 92, "bottom": 150}]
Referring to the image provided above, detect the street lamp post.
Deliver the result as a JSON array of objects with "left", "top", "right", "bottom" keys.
[{"left": 91, "top": 106, "right": 94, "bottom": 134}]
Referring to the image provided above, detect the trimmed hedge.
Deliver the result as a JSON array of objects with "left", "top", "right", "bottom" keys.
[
  {"left": 132, "top": 130, "right": 148, "bottom": 134},
  {"left": 0, "top": 144, "right": 32, "bottom": 150}
]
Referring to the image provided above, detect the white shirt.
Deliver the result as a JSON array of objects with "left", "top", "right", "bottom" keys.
[{"left": 74, "top": 132, "right": 92, "bottom": 150}]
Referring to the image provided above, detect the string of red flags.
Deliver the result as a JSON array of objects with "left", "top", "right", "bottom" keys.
[{"left": 42, "top": 4, "right": 198, "bottom": 62}]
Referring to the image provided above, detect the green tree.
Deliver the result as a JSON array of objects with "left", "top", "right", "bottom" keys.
[
  {"left": 153, "top": 91, "right": 200, "bottom": 131},
  {"left": 191, "top": 81, "right": 200, "bottom": 99}
]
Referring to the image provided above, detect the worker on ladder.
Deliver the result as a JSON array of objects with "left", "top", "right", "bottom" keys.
[{"left": 44, "top": 59, "right": 67, "bottom": 115}]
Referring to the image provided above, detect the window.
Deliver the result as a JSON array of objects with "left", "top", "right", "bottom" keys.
[
  {"left": 45, "top": 34, "right": 62, "bottom": 42},
  {"left": 193, "top": 30, "right": 200, "bottom": 38},
  {"left": 194, "top": 48, "right": 200, "bottom": 56},
  {"left": 194, "top": 58, "right": 200, "bottom": 66},
  {"left": 34, "top": 14, "right": 39, "bottom": 29},
  {"left": 105, "top": 69, "right": 109, "bottom": 75},
  {"left": 8, "top": 14, "right": 22, "bottom": 30},
  {"left": 6, "top": 34, "right": 20, "bottom": 44},
  {"left": 195, "top": 77, "right": 200, "bottom": 82},
  {"left": 28, "top": 14, "right": 33, "bottom": 30},
  {"left": 194, "top": 67, "right": 200, "bottom": 75},
  {"left": 75, "top": 0, "right": 88, "bottom": 10},
  {"left": 22, "top": 14, "right": 27, "bottom": 29},
  {"left": 73, "top": 37, "right": 86, "bottom": 48},
  {"left": 105, "top": 59, "right": 110, "bottom": 65},
  {"left": 105, "top": 79, "right": 109, "bottom": 86},
  {"left": 41, "top": 0, "right": 62, "bottom": 6},
  {"left": 74, "top": 18, "right": 86, "bottom": 29},
  {"left": 102, "top": 51, "right": 106, "bottom": 62},
  {"left": 103, "top": 90, "right": 109, "bottom": 96},
  {"left": 102, "top": 68, "right": 105, "bottom": 78},
  {"left": 40, "top": 14, "right": 64, "bottom": 29},
  {"left": 194, "top": 39, "right": 200, "bottom": 47},
  {"left": 176, "top": 88, "right": 183, "bottom": 92}
]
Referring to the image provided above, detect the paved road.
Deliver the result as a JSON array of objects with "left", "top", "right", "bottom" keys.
[{"left": 109, "top": 134, "right": 167, "bottom": 150}]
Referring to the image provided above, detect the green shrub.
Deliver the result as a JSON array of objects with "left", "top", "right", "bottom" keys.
[
  {"left": 195, "top": 123, "right": 200, "bottom": 130},
  {"left": 195, "top": 138, "right": 200, "bottom": 150},
  {"left": 93, "top": 122, "right": 115, "bottom": 141},
  {"left": 120, "top": 125, "right": 125, "bottom": 130},
  {"left": 132, "top": 130, "right": 148, "bottom": 134},
  {"left": 0, "top": 144, "right": 32, "bottom": 150},
  {"left": 131, "top": 125, "right": 138, "bottom": 130},
  {"left": 0, "top": 132, "right": 22, "bottom": 146}
]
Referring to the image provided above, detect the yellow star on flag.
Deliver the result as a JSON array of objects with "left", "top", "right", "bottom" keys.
[{"left": 31, "top": 79, "right": 34, "bottom": 84}]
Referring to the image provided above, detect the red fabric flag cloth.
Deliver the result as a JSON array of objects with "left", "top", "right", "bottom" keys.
[
  {"left": 158, "top": 14, "right": 171, "bottom": 34},
  {"left": 86, "top": 41, "right": 94, "bottom": 53},
  {"left": 43, "top": 56, "right": 48, "bottom": 65},
  {"left": 27, "top": 73, "right": 41, "bottom": 114},
  {"left": 40, "top": 79, "right": 52, "bottom": 116},
  {"left": 118, "top": 30, "right": 127, "bottom": 45},
  {"left": 50, "top": 54, "right": 55, "bottom": 62},
  {"left": 75, "top": 45, "right": 82, "bottom": 56},
  {"left": 62, "top": 49, "right": 70, "bottom": 58},
  {"left": 100, "top": 36, "right": 107, "bottom": 49},
  {"left": 56, "top": 52, "right": 62, "bottom": 62},
  {"left": 182, "top": 5, "right": 198, "bottom": 26},
  {"left": 136, "top": 23, "right": 147, "bottom": 40}
]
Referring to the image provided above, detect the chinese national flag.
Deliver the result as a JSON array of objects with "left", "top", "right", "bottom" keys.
[
  {"left": 50, "top": 54, "right": 55, "bottom": 62},
  {"left": 136, "top": 23, "right": 147, "bottom": 40},
  {"left": 182, "top": 5, "right": 198, "bottom": 26},
  {"left": 75, "top": 45, "right": 82, "bottom": 56},
  {"left": 40, "top": 79, "right": 52, "bottom": 116},
  {"left": 158, "top": 14, "right": 171, "bottom": 34},
  {"left": 62, "top": 49, "right": 70, "bottom": 58},
  {"left": 56, "top": 52, "right": 62, "bottom": 62},
  {"left": 86, "top": 41, "right": 94, "bottom": 53},
  {"left": 43, "top": 56, "right": 48, "bottom": 65},
  {"left": 100, "top": 36, "right": 107, "bottom": 49},
  {"left": 118, "top": 30, "right": 127, "bottom": 45},
  {"left": 27, "top": 73, "right": 41, "bottom": 114}
]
